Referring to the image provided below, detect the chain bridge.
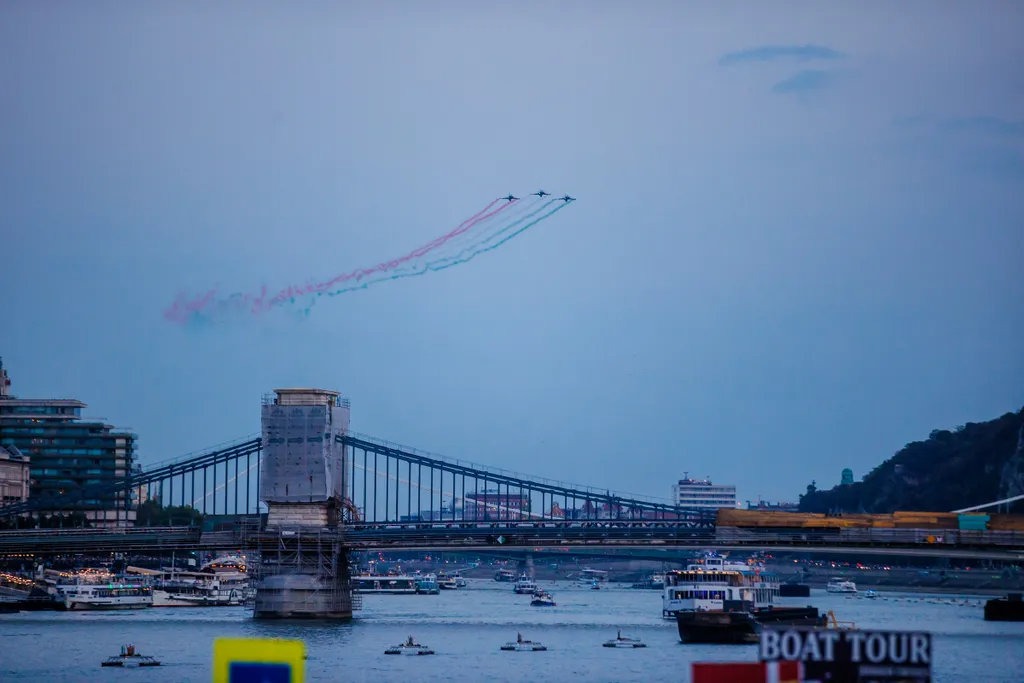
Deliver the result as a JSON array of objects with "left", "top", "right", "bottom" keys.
[{"left": 1, "top": 430, "right": 1022, "bottom": 561}]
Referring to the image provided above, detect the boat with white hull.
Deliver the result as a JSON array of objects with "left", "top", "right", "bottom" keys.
[
  {"left": 514, "top": 575, "right": 538, "bottom": 595},
  {"left": 826, "top": 578, "right": 858, "bottom": 594},
  {"left": 353, "top": 575, "right": 419, "bottom": 594},
  {"left": 436, "top": 571, "right": 458, "bottom": 590},
  {"left": 57, "top": 582, "right": 153, "bottom": 611},
  {"left": 152, "top": 581, "right": 245, "bottom": 607}
]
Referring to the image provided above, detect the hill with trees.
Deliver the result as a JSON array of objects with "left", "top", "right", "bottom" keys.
[{"left": 799, "top": 406, "right": 1024, "bottom": 514}]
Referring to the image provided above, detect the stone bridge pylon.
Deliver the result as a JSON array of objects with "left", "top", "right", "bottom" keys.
[{"left": 252, "top": 387, "right": 359, "bottom": 619}]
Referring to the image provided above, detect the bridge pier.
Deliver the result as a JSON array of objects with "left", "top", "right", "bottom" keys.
[
  {"left": 252, "top": 388, "right": 358, "bottom": 620},
  {"left": 251, "top": 524, "right": 358, "bottom": 619}
]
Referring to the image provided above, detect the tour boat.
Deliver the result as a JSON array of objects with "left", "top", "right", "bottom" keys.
[
  {"left": 101, "top": 644, "right": 161, "bottom": 667},
  {"left": 57, "top": 580, "right": 153, "bottom": 611},
  {"left": 602, "top": 630, "right": 647, "bottom": 648},
  {"left": 826, "top": 578, "right": 858, "bottom": 594},
  {"left": 501, "top": 632, "right": 547, "bottom": 651},
  {"left": 436, "top": 571, "right": 458, "bottom": 590},
  {"left": 353, "top": 575, "right": 419, "bottom": 594},
  {"left": 514, "top": 575, "right": 538, "bottom": 595},
  {"left": 152, "top": 574, "right": 247, "bottom": 607},
  {"left": 494, "top": 569, "right": 516, "bottom": 582},
  {"left": 664, "top": 553, "right": 825, "bottom": 644},
  {"left": 385, "top": 635, "right": 435, "bottom": 655}
]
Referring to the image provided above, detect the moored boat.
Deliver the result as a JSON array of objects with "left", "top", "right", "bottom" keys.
[
  {"left": 353, "top": 575, "right": 419, "bottom": 594},
  {"left": 436, "top": 571, "right": 458, "bottom": 590},
  {"left": 416, "top": 575, "right": 440, "bottom": 595},
  {"left": 385, "top": 635, "right": 435, "bottom": 655},
  {"left": 602, "top": 630, "right": 646, "bottom": 648},
  {"left": 826, "top": 578, "right": 858, "bottom": 594},
  {"left": 57, "top": 580, "right": 153, "bottom": 611},
  {"left": 779, "top": 582, "right": 811, "bottom": 597},
  {"left": 501, "top": 632, "right": 547, "bottom": 651}
]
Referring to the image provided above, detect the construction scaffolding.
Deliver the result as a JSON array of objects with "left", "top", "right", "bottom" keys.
[
  {"left": 250, "top": 526, "right": 361, "bottom": 618},
  {"left": 252, "top": 387, "right": 359, "bottom": 619}
]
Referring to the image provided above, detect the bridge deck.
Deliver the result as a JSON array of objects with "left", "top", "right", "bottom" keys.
[{"left": 1, "top": 523, "right": 1022, "bottom": 560}]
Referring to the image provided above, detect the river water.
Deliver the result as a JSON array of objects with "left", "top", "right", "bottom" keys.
[{"left": 2, "top": 581, "right": 1022, "bottom": 682}]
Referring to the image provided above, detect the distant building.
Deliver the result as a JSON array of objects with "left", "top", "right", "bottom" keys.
[
  {"left": 464, "top": 490, "right": 531, "bottom": 520},
  {"left": 746, "top": 499, "right": 800, "bottom": 512},
  {"left": 0, "top": 444, "right": 29, "bottom": 505},
  {"left": 672, "top": 474, "right": 737, "bottom": 511},
  {"left": 841, "top": 468, "right": 854, "bottom": 485},
  {"left": 0, "top": 360, "right": 138, "bottom": 526}
]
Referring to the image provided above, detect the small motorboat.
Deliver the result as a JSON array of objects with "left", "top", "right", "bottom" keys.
[
  {"left": 591, "top": 581, "right": 601, "bottom": 590},
  {"left": 864, "top": 590, "right": 878, "bottom": 599},
  {"left": 602, "top": 630, "right": 647, "bottom": 648},
  {"left": 531, "top": 592, "right": 556, "bottom": 607},
  {"left": 385, "top": 635, "right": 435, "bottom": 656},
  {"left": 501, "top": 632, "right": 547, "bottom": 652},
  {"left": 101, "top": 644, "right": 162, "bottom": 667}
]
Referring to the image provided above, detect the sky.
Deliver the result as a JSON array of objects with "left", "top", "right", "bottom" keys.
[{"left": 1, "top": 1, "right": 1022, "bottom": 506}]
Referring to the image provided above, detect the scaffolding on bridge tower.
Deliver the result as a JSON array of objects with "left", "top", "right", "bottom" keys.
[{"left": 251, "top": 388, "right": 360, "bottom": 619}]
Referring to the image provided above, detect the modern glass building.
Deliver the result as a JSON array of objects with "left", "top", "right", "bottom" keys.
[{"left": 0, "top": 360, "right": 138, "bottom": 526}]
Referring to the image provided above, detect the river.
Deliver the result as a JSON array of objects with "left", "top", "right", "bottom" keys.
[{"left": 2, "top": 581, "right": 1022, "bottom": 682}]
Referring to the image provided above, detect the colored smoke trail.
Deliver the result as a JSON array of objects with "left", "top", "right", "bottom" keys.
[
  {"left": 163, "top": 197, "right": 513, "bottom": 323},
  {"left": 166, "top": 193, "right": 576, "bottom": 325},
  {"left": 294, "top": 198, "right": 572, "bottom": 317}
]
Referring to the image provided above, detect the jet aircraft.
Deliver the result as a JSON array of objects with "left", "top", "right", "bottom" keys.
[
  {"left": 502, "top": 194, "right": 519, "bottom": 202},
  {"left": 559, "top": 194, "right": 575, "bottom": 202},
  {"left": 532, "top": 190, "right": 550, "bottom": 197}
]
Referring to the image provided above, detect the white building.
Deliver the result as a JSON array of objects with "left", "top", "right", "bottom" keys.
[{"left": 671, "top": 474, "right": 737, "bottom": 511}]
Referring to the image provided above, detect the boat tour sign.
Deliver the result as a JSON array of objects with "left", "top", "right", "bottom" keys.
[{"left": 759, "top": 628, "right": 932, "bottom": 683}]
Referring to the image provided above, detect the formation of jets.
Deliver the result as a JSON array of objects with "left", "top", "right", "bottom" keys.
[{"left": 501, "top": 190, "right": 575, "bottom": 202}]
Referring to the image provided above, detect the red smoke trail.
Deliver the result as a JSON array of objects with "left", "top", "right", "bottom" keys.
[
  {"left": 165, "top": 198, "right": 513, "bottom": 322},
  {"left": 251, "top": 198, "right": 514, "bottom": 314}
]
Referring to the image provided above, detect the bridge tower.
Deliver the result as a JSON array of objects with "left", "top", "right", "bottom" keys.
[{"left": 252, "top": 388, "right": 359, "bottom": 619}]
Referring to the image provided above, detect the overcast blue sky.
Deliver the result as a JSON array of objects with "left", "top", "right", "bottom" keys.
[{"left": 1, "top": 1, "right": 1022, "bottom": 505}]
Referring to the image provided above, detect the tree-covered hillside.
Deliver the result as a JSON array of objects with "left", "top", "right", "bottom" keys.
[{"left": 799, "top": 407, "right": 1024, "bottom": 514}]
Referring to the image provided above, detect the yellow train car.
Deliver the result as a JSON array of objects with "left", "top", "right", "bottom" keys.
[{"left": 715, "top": 509, "right": 970, "bottom": 530}]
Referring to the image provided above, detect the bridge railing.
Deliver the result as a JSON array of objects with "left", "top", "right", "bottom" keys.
[
  {"left": 143, "top": 432, "right": 262, "bottom": 470},
  {"left": 340, "top": 433, "right": 696, "bottom": 523},
  {"left": 344, "top": 431, "right": 678, "bottom": 507},
  {"left": 0, "top": 437, "right": 263, "bottom": 520}
]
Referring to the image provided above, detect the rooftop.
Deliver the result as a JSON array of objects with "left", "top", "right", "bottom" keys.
[
  {"left": 0, "top": 398, "right": 87, "bottom": 408},
  {"left": 265, "top": 387, "right": 343, "bottom": 407}
]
